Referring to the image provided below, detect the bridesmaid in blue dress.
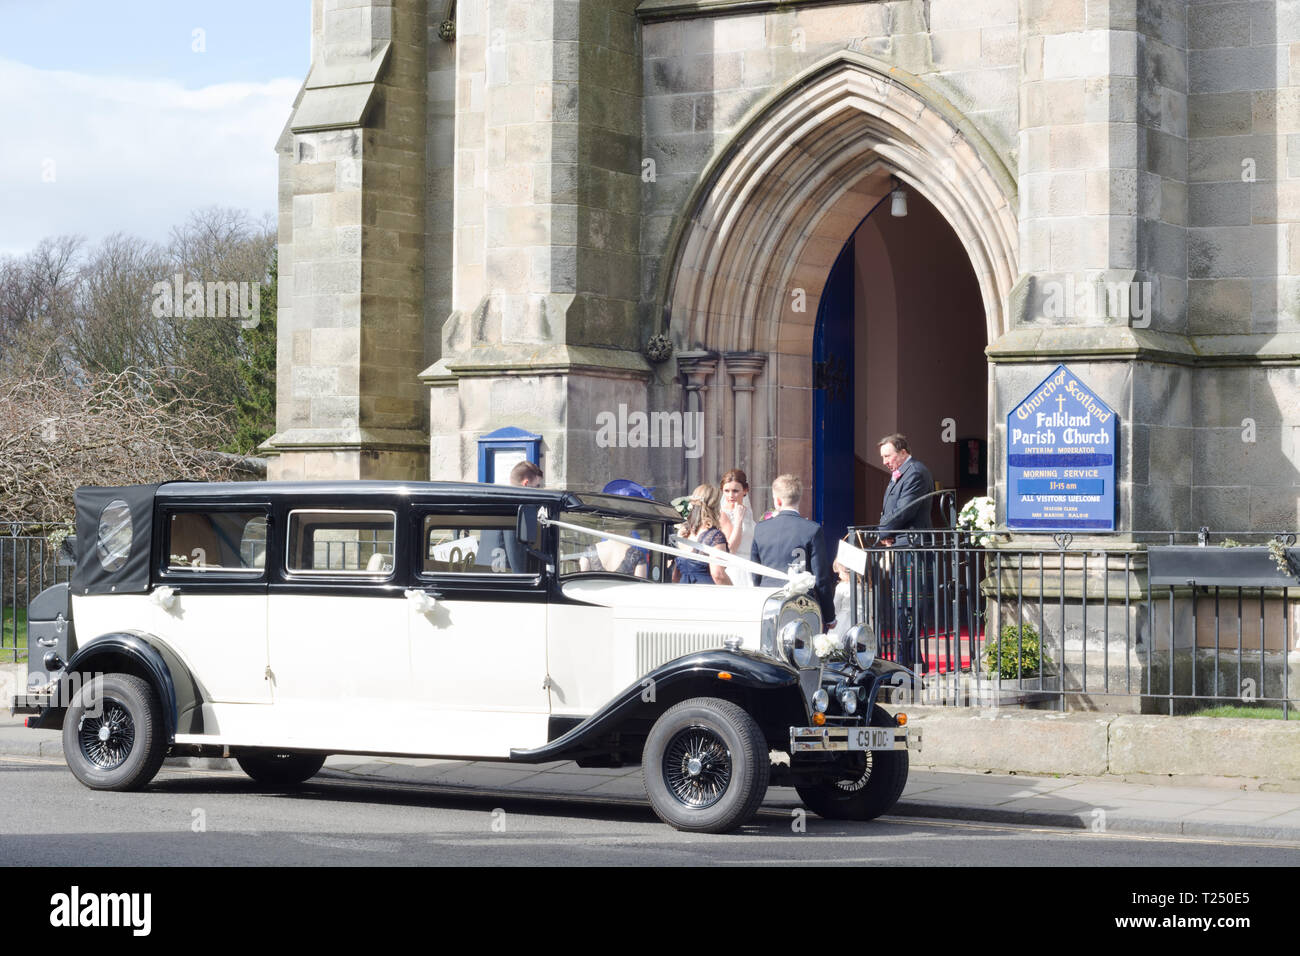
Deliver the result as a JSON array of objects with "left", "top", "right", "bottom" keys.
[{"left": 672, "top": 483, "right": 732, "bottom": 585}]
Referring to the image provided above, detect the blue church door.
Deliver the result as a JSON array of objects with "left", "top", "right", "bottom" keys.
[{"left": 813, "top": 238, "right": 856, "bottom": 548}]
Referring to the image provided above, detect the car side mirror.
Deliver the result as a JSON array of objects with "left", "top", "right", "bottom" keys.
[{"left": 516, "top": 505, "right": 540, "bottom": 547}]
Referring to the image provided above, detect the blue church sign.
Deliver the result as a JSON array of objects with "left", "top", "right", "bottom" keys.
[{"left": 1006, "top": 364, "right": 1116, "bottom": 531}]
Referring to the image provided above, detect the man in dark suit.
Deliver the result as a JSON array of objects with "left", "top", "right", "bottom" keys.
[
  {"left": 750, "top": 474, "right": 836, "bottom": 623},
  {"left": 878, "top": 434, "right": 934, "bottom": 544},
  {"left": 877, "top": 434, "right": 935, "bottom": 670}
]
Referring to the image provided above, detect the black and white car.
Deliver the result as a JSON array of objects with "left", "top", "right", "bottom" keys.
[{"left": 14, "top": 480, "right": 918, "bottom": 833}]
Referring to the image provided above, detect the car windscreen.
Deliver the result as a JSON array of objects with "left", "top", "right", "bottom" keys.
[{"left": 556, "top": 512, "right": 669, "bottom": 582}]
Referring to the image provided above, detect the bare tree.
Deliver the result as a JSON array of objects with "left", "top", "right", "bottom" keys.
[
  {"left": 0, "top": 235, "right": 84, "bottom": 375},
  {"left": 165, "top": 207, "right": 276, "bottom": 437},
  {"left": 0, "top": 208, "right": 278, "bottom": 486},
  {"left": 0, "top": 365, "right": 247, "bottom": 523},
  {"left": 64, "top": 233, "right": 175, "bottom": 378}
]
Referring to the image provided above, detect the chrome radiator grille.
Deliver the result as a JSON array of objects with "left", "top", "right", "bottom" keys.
[{"left": 636, "top": 631, "right": 738, "bottom": 676}]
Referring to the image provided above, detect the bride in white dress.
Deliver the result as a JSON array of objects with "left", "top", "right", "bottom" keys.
[{"left": 718, "top": 468, "right": 755, "bottom": 587}]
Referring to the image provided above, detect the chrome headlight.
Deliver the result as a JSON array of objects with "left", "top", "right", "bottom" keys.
[
  {"left": 812, "top": 688, "right": 829, "bottom": 714},
  {"left": 848, "top": 623, "right": 876, "bottom": 670},
  {"left": 779, "top": 619, "right": 814, "bottom": 668},
  {"left": 837, "top": 683, "right": 859, "bottom": 715}
]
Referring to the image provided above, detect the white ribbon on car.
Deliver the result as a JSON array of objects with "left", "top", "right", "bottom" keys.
[
  {"left": 404, "top": 589, "right": 438, "bottom": 614},
  {"left": 670, "top": 534, "right": 817, "bottom": 599},
  {"left": 150, "top": 586, "right": 177, "bottom": 611},
  {"left": 539, "top": 515, "right": 814, "bottom": 598}
]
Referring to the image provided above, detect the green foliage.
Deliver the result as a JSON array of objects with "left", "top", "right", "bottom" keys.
[
  {"left": 227, "top": 251, "right": 277, "bottom": 456},
  {"left": 2, "top": 608, "right": 28, "bottom": 657},
  {"left": 982, "top": 622, "right": 1043, "bottom": 679},
  {"left": 1189, "top": 705, "right": 1285, "bottom": 719}
]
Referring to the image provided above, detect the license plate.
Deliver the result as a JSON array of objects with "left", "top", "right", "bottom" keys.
[
  {"left": 789, "top": 725, "right": 904, "bottom": 753},
  {"left": 847, "top": 727, "right": 895, "bottom": 750}
]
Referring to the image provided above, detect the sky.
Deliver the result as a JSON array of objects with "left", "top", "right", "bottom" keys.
[{"left": 0, "top": 0, "right": 311, "bottom": 256}]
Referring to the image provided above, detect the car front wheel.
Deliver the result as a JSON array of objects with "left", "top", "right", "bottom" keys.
[
  {"left": 795, "top": 705, "right": 908, "bottom": 821},
  {"left": 235, "top": 749, "right": 327, "bottom": 786},
  {"left": 642, "top": 697, "right": 769, "bottom": 833},
  {"left": 63, "top": 673, "right": 168, "bottom": 791}
]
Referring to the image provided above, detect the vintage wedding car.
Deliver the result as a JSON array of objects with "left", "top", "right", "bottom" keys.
[{"left": 15, "top": 480, "right": 918, "bottom": 833}]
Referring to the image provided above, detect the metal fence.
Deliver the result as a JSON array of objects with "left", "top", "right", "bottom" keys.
[
  {"left": 1, "top": 524, "right": 73, "bottom": 665},
  {"left": 4, "top": 515, "right": 1297, "bottom": 719},
  {"left": 845, "top": 524, "right": 1300, "bottom": 718}
]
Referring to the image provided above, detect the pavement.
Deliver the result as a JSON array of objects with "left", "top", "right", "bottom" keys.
[{"left": 6, "top": 710, "right": 1300, "bottom": 843}]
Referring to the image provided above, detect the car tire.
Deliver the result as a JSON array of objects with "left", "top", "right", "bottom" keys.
[
  {"left": 795, "top": 705, "right": 909, "bottom": 821},
  {"left": 63, "top": 673, "right": 168, "bottom": 792},
  {"left": 642, "top": 697, "right": 769, "bottom": 834},
  {"left": 235, "top": 749, "right": 327, "bottom": 786}
]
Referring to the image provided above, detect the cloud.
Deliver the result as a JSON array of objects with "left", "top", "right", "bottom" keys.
[{"left": 0, "top": 57, "right": 300, "bottom": 256}]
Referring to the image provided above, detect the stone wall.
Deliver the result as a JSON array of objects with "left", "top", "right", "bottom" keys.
[
  {"left": 1185, "top": 1, "right": 1300, "bottom": 530},
  {"left": 423, "top": 0, "right": 652, "bottom": 486},
  {"left": 269, "top": 0, "right": 430, "bottom": 480}
]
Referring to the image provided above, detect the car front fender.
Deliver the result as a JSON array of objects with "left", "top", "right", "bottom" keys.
[{"left": 510, "top": 650, "right": 803, "bottom": 764}]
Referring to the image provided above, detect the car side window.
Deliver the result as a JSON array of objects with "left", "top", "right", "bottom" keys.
[
  {"left": 165, "top": 511, "right": 268, "bottom": 574},
  {"left": 421, "top": 514, "right": 539, "bottom": 576},
  {"left": 287, "top": 510, "right": 396, "bottom": 576}
]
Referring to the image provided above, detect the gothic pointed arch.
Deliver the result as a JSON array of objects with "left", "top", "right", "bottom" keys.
[
  {"left": 654, "top": 51, "right": 1018, "bottom": 501},
  {"left": 658, "top": 51, "right": 1018, "bottom": 357}
]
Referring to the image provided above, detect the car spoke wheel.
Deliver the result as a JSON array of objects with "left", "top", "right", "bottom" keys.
[
  {"left": 663, "top": 726, "right": 732, "bottom": 809},
  {"left": 77, "top": 698, "right": 136, "bottom": 770},
  {"left": 643, "top": 697, "right": 768, "bottom": 833},
  {"left": 63, "top": 674, "right": 167, "bottom": 792},
  {"left": 795, "top": 705, "right": 908, "bottom": 821}
]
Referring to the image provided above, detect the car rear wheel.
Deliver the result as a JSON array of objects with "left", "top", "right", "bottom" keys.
[
  {"left": 642, "top": 697, "right": 769, "bottom": 833},
  {"left": 63, "top": 673, "right": 167, "bottom": 792},
  {"left": 235, "top": 749, "right": 327, "bottom": 786},
  {"left": 795, "top": 705, "right": 908, "bottom": 821}
]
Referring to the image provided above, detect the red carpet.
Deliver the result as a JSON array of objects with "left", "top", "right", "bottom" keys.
[{"left": 883, "top": 626, "right": 984, "bottom": 674}]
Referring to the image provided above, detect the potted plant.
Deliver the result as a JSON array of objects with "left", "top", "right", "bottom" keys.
[{"left": 982, "top": 621, "right": 1047, "bottom": 680}]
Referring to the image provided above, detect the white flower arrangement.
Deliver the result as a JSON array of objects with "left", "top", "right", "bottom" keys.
[
  {"left": 813, "top": 632, "right": 845, "bottom": 661},
  {"left": 957, "top": 495, "right": 998, "bottom": 547}
]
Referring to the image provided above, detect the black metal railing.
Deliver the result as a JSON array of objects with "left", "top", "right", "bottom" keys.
[
  {"left": 1, "top": 524, "right": 74, "bottom": 665},
  {"left": 844, "top": 525, "right": 1300, "bottom": 718}
]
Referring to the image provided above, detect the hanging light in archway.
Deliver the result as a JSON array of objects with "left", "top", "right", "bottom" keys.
[{"left": 890, "top": 175, "right": 908, "bottom": 217}]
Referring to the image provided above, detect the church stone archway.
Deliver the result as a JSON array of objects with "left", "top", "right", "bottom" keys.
[{"left": 659, "top": 52, "right": 1019, "bottom": 513}]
